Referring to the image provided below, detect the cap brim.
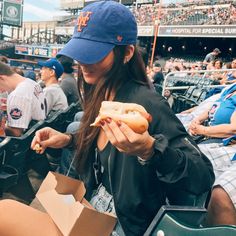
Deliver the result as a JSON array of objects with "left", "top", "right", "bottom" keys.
[{"left": 57, "top": 38, "right": 115, "bottom": 64}]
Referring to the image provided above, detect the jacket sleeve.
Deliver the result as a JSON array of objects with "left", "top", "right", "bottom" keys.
[{"left": 140, "top": 92, "right": 215, "bottom": 195}]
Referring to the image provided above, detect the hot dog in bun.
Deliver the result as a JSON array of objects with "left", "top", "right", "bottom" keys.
[{"left": 90, "top": 101, "right": 152, "bottom": 134}]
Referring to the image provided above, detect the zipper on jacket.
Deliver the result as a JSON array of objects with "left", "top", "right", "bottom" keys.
[
  {"left": 184, "top": 137, "right": 202, "bottom": 157},
  {"left": 108, "top": 151, "right": 114, "bottom": 196},
  {"left": 93, "top": 148, "right": 99, "bottom": 185}
]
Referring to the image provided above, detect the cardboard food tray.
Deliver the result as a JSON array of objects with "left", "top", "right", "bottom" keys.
[{"left": 36, "top": 172, "right": 117, "bottom": 236}]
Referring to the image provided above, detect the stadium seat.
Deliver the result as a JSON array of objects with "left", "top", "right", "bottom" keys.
[
  {"left": 44, "top": 102, "right": 82, "bottom": 171},
  {"left": 184, "top": 88, "right": 208, "bottom": 110},
  {"left": 0, "top": 120, "right": 47, "bottom": 202},
  {"left": 46, "top": 102, "right": 81, "bottom": 133},
  {"left": 144, "top": 205, "right": 236, "bottom": 236},
  {"left": 0, "top": 138, "right": 18, "bottom": 196},
  {"left": 172, "top": 86, "right": 196, "bottom": 113}
]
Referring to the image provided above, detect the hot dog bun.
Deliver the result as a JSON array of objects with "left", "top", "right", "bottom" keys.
[{"left": 90, "top": 101, "right": 152, "bottom": 134}]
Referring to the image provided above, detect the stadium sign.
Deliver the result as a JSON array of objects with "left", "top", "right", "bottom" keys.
[
  {"left": 138, "top": 26, "right": 154, "bottom": 36},
  {"left": 55, "top": 26, "right": 74, "bottom": 36},
  {"left": 33, "top": 47, "right": 49, "bottom": 57},
  {"left": 55, "top": 25, "right": 155, "bottom": 37},
  {"left": 158, "top": 25, "right": 236, "bottom": 38},
  {"left": 15, "top": 45, "right": 29, "bottom": 55},
  {"left": 136, "top": 0, "right": 153, "bottom": 3},
  {"left": 15, "top": 45, "right": 64, "bottom": 58},
  {"left": 2, "top": 0, "right": 23, "bottom": 27}
]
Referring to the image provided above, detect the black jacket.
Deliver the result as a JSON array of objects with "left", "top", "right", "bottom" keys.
[{"left": 82, "top": 80, "right": 215, "bottom": 235}]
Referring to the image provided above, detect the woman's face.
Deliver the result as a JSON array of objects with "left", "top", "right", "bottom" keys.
[
  {"left": 40, "top": 67, "right": 53, "bottom": 82},
  {"left": 231, "top": 59, "right": 236, "bottom": 69},
  {"left": 214, "top": 61, "right": 222, "bottom": 69},
  {"left": 79, "top": 50, "right": 115, "bottom": 85}
]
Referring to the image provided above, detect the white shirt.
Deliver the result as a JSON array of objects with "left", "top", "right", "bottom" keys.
[
  {"left": 43, "top": 84, "right": 68, "bottom": 115},
  {"left": 7, "top": 78, "right": 46, "bottom": 129}
]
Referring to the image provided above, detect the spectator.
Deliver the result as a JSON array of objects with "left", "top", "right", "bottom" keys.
[
  {"left": 24, "top": 70, "right": 36, "bottom": 81},
  {"left": 0, "top": 62, "right": 46, "bottom": 136},
  {"left": 58, "top": 55, "right": 80, "bottom": 105},
  {"left": 152, "top": 62, "right": 164, "bottom": 94},
  {"left": 189, "top": 83, "right": 236, "bottom": 143},
  {"left": 212, "top": 59, "right": 223, "bottom": 70},
  {"left": 0, "top": 2, "right": 214, "bottom": 235},
  {"left": 210, "top": 59, "right": 224, "bottom": 81},
  {"left": 38, "top": 58, "right": 68, "bottom": 116},
  {"left": 187, "top": 82, "right": 236, "bottom": 226},
  {"left": 221, "top": 58, "right": 236, "bottom": 84},
  {"left": 176, "top": 93, "right": 221, "bottom": 130},
  {"left": 203, "top": 48, "right": 221, "bottom": 65},
  {"left": 152, "top": 62, "right": 164, "bottom": 85}
]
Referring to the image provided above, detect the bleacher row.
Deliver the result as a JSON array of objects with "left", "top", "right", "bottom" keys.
[
  {"left": 163, "top": 75, "right": 217, "bottom": 113},
  {"left": 0, "top": 101, "right": 81, "bottom": 203},
  {"left": 131, "top": 1, "right": 236, "bottom": 26}
]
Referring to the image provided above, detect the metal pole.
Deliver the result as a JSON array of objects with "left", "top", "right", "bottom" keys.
[
  {"left": 150, "top": 0, "right": 162, "bottom": 68},
  {"left": 0, "top": 0, "right": 3, "bottom": 40}
]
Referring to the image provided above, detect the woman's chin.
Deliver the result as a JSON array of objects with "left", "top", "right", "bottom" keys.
[{"left": 83, "top": 75, "right": 99, "bottom": 85}]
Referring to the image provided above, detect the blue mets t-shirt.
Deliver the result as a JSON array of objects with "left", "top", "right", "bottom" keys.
[{"left": 209, "top": 96, "right": 236, "bottom": 126}]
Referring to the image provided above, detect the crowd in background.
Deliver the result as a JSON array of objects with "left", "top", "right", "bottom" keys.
[
  {"left": 131, "top": 1, "right": 236, "bottom": 26},
  {"left": 43, "top": 1, "right": 236, "bottom": 28}
]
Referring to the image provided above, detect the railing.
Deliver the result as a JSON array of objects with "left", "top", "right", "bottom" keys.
[{"left": 162, "top": 68, "right": 236, "bottom": 96}]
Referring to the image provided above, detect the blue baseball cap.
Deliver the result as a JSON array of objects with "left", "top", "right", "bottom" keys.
[
  {"left": 57, "top": 1, "right": 137, "bottom": 64},
  {"left": 38, "top": 58, "right": 64, "bottom": 78}
]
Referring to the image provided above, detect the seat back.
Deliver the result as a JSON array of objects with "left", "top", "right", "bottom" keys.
[
  {"left": 46, "top": 102, "right": 81, "bottom": 133},
  {"left": 0, "top": 120, "right": 46, "bottom": 197},
  {"left": 144, "top": 205, "right": 236, "bottom": 236},
  {"left": 1, "top": 120, "right": 46, "bottom": 173}
]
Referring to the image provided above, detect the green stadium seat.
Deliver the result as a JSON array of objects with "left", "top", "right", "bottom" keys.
[{"left": 144, "top": 205, "right": 236, "bottom": 236}]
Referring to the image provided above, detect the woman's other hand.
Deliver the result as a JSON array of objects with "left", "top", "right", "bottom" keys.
[
  {"left": 31, "top": 127, "right": 72, "bottom": 154},
  {"left": 100, "top": 118, "right": 155, "bottom": 161},
  {"left": 189, "top": 123, "right": 205, "bottom": 136}
]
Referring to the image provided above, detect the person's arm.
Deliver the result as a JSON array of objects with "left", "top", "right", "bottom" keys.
[
  {"left": 190, "top": 109, "right": 209, "bottom": 125},
  {"left": 5, "top": 126, "right": 23, "bottom": 137},
  {"left": 43, "top": 88, "right": 54, "bottom": 115},
  {"left": 203, "top": 54, "right": 210, "bottom": 65},
  {"left": 6, "top": 95, "right": 32, "bottom": 136},
  {"left": 180, "top": 106, "right": 197, "bottom": 114},
  {"left": 31, "top": 127, "right": 75, "bottom": 154},
  {"left": 189, "top": 111, "right": 236, "bottom": 138},
  {"left": 226, "top": 79, "right": 236, "bottom": 84}
]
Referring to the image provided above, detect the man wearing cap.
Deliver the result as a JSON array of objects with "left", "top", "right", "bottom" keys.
[
  {"left": 38, "top": 58, "right": 68, "bottom": 116},
  {"left": 203, "top": 48, "right": 221, "bottom": 65},
  {"left": 57, "top": 55, "right": 80, "bottom": 105},
  {"left": 0, "top": 62, "right": 46, "bottom": 136},
  {"left": 152, "top": 62, "right": 164, "bottom": 85}
]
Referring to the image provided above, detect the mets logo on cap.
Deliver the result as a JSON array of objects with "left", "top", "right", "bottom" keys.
[{"left": 77, "top": 11, "right": 92, "bottom": 32}]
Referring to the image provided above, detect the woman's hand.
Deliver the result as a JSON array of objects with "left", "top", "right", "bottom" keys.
[
  {"left": 100, "top": 118, "right": 155, "bottom": 160},
  {"left": 189, "top": 123, "right": 205, "bottom": 136},
  {"left": 31, "top": 127, "right": 72, "bottom": 154}
]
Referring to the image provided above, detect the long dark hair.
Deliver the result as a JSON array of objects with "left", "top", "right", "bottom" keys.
[{"left": 75, "top": 45, "right": 151, "bottom": 175}]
